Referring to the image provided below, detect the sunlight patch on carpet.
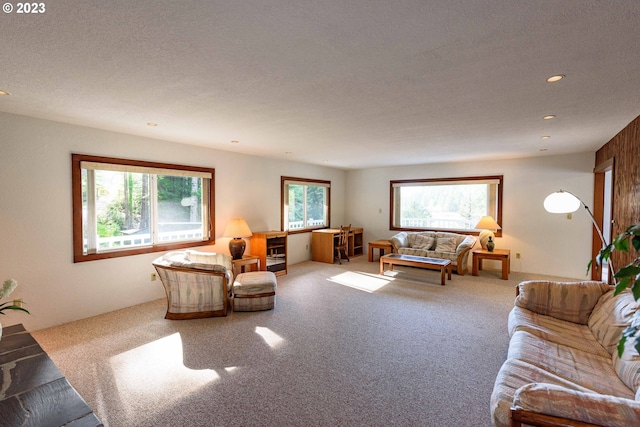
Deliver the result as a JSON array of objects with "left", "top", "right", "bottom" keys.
[
  {"left": 109, "top": 333, "right": 219, "bottom": 416},
  {"left": 255, "top": 326, "right": 285, "bottom": 348},
  {"left": 328, "top": 271, "right": 393, "bottom": 293}
]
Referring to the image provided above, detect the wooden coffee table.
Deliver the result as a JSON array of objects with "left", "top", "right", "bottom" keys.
[{"left": 380, "top": 254, "right": 452, "bottom": 286}]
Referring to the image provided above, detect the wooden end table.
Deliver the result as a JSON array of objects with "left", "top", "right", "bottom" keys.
[
  {"left": 472, "top": 249, "right": 511, "bottom": 280},
  {"left": 232, "top": 255, "right": 260, "bottom": 276},
  {"left": 368, "top": 239, "right": 394, "bottom": 262},
  {"left": 380, "top": 254, "right": 451, "bottom": 286}
]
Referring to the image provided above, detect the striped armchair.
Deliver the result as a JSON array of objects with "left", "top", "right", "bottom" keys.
[{"left": 152, "top": 250, "right": 233, "bottom": 319}]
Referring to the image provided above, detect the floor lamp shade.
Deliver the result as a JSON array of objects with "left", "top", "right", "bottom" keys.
[
  {"left": 223, "top": 217, "right": 252, "bottom": 260},
  {"left": 543, "top": 191, "right": 581, "bottom": 213},
  {"left": 475, "top": 216, "right": 501, "bottom": 251}
]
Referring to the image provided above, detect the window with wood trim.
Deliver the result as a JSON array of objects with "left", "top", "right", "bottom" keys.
[
  {"left": 390, "top": 175, "right": 503, "bottom": 234},
  {"left": 281, "top": 177, "right": 330, "bottom": 233},
  {"left": 72, "top": 154, "right": 215, "bottom": 262}
]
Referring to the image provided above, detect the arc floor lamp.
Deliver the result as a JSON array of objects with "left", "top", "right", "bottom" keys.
[{"left": 543, "top": 189, "right": 613, "bottom": 276}]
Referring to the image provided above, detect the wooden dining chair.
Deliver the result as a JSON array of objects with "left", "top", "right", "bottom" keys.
[{"left": 335, "top": 224, "right": 351, "bottom": 264}]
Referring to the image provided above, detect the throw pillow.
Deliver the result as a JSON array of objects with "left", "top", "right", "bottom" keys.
[
  {"left": 413, "top": 235, "right": 435, "bottom": 250},
  {"left": 434, "top": 237, "right": 457, "bottom": 253},
  {"left": 516, "top": 280, "right": 610, "bottom": 325}
]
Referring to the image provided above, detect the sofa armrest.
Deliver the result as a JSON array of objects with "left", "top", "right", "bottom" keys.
[
  {"left": 389, "top": 232, "right": 407, "bottom": 252},
  {"left": 511, "top": 383, "right": 640, "bottom": 427},
  {"left": 455, "top": 235, "right": 477, "bottom": 256},
  {"left": 515, "top": 280, "right": 610, "bottom": 324}
]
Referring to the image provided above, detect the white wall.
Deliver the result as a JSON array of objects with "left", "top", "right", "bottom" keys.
[
  {"left": 0, "top": 111, "right": 597, "bottom": 331},
  {"left": 346, "top": 152, "right": 596, "bottom": 279},
  {"left": 0, "top": 113, "right": 346, "bottom": 330}
]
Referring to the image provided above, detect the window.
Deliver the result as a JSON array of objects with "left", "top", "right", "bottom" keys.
[
  {"left": 390, "top": 175, "right": 502, "bottom": 234},
  {"left": 72, "top": 154, "right": 215, "bottom": 262},
  {"left": 281, "top": 177, "right": 330, "bottom": 233}
]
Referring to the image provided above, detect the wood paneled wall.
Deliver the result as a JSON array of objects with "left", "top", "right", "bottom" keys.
[{"left": 595, "top": 114, "right": 640, "bottom": 270}]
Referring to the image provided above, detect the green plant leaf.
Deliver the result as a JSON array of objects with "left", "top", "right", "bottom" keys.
[
  {"left": 599, "top": 244, "right": 614, "bottom": 261},
  {"left": 618, "top": 335, "right": 627, "bottom": 358},
  {"left": 633, "top": 279, "right": 640, "bottom": 301},
  {"left": 633, "top": 235, "right": 640, "bottom": 252},
  {"left": 635, "top": 336, "right": 640, "bottom": 355},
  {"left": 614, "top": 236, "right": 630, "bottom": 252},
  {"left": 628, "top": 224, "right": 640, "bottom": 236},
  {"left": 0, "top": 305, "right": 30, "bottom": 315},
  {"left": 614, "top": 277, "right": 631, "bottom": 295},
  {"left": 615, "top": 265, "right": 640, "bottom": 279}
]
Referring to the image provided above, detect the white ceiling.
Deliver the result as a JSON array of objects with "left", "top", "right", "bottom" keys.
[{"left": 1, "top": 1, "right": 639, "bottom": 169}]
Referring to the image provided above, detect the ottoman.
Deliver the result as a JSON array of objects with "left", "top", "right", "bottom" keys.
[{"left": 233, "top": 271, "right": 277, "bottom": 312}]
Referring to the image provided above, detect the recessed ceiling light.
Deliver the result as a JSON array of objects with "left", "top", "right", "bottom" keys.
[
  {"left": 231, "top": 140, "right": 239, "bottom": 144},
  {"left": 285, "top": 151, "right": 293, "bottom": 155},
  {"left": 322, "top": 160, "right": 329, "bottom": 162},
  {"left": 0, "top": 90, "right": 10, "bottom": 96},
  {"left": 541, "top": 136, "right": 551, "bottom": 140},
  {"left": 539, "top": 148, "right": 548, "bottom": 152},
  {"left": 543, "top": 115, "right": 556, "bottom": 120},
  {"left": 546, "top": 75, "right": 565, "bottom": 83},
  {"left": 147, "top": 122, "right": 158, "bottom": 127}
]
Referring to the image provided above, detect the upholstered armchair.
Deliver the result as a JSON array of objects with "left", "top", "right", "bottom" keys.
[{"left": 152, "top": 250, "right": 234, "bottom": 319}]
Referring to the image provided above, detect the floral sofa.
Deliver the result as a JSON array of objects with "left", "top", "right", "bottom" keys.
[
  {"left": 388, "top": 231, "right": 477, "bottom": 275},
  {"left": 491, "top": 280, "right": 640, "bottom": 427}
]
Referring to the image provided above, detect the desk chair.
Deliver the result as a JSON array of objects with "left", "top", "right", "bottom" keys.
[{"left": 335, "top": 224, "right": 351, "bottom": 264}]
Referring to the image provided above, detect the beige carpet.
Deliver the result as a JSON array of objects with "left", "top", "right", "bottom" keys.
[{"left": 33, "top": 257, "right": 573, "bottom": 427}]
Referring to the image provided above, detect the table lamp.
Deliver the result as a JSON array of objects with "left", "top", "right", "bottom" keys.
[
  {"left": 475, "top": 215, "right": 501, "bottom": 251},
  {"left": 223, "top": 217, "right": 252, "bottom": 260}
]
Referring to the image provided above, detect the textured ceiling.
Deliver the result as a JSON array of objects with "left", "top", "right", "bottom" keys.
[{"left": 1, "top": 1, "right": 639, "bottom": 169}]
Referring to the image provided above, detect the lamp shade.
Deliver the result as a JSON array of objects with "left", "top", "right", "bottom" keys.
[
  {"left": 543, "top": 191, "right": 581, "bottom": 214},
  {"left": 223, "top": 217, "right": 252, "bottom": 238},
  {"left": 474, "top": 216, "right": 501, "bottom": 230}
]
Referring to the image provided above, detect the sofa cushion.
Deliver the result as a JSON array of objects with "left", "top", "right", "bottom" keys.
[
  {"left": 434, "top": 237, "right": 457, "bottom": 253},
  {"left": 412, "top": 234, "right": 435, "bottom": 250},
  {"left": 515, "top": 280, "right": 610, "bottom": 324},
  {"left": 508, "top": 331, "right": 632, "bottom": 397},
  {"left": 397, "top": 247, "right": 429, "bottom": 257},
  {"left": 508, "top": 306, "right": 611, "bottom": 358},
  {"left": 588, "top": 289, "right": 640, "bottom": 355},
  {"left": 491, "top": 358, "right": 607, "bottom": 427},
  {"left": 613, "top": 335, "right": 640, "bottom": 393},
  {"left": 512, "top": 383, "right": 640, "bottom": 427},
  {"left": 425, "top": 250, "right": 458, "bottom": 263}
]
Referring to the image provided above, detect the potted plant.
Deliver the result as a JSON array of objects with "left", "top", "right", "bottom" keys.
[
  {"left": 0, "top": 279, "right": 30, "bottom": 340},
  {"left": 593, "top": 224, "right": 640, "bottom": 356}
]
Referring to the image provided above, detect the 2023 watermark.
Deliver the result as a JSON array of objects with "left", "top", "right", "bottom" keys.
[{"left": 3, "top": 2, "right": 46, "bottom": 13}]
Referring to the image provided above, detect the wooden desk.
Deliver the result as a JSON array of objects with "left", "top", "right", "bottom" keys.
[
  {"left": 0, "top": 324, "right": 102, "bottom": 426},
  {"left": 232, "top": 255, "right": 260, "bottom": 276},
  {"left": 472, "top": 249, "right": 511, "bottom": 280},
  {"left": 311, "top": 228, "right": 364, "bottom": 263}
]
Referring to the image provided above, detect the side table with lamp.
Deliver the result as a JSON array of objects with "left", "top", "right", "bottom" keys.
[{"left": 472, "top": 215, "right": 511, "bottom": 279}]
